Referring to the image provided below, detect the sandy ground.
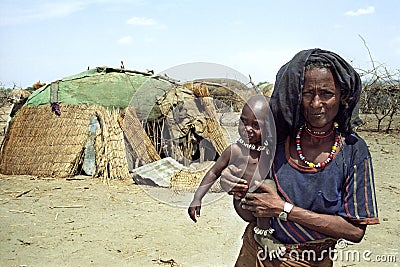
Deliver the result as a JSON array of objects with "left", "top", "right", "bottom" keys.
[{"left": 0, "top": 130, "right": 399, "bottom": 267}]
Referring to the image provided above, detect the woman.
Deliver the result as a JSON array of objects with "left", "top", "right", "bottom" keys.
[{"left": 220, "top": 48, "right": 379, "bottom": 266}]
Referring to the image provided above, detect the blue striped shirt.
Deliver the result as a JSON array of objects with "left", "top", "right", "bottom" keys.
[{"left": 270, "top": 134, "right": 379, "bottom": 244}]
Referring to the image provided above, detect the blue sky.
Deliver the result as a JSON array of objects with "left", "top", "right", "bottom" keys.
[{"left": 0, "top": 0, "right": 399, "bottom": 88}]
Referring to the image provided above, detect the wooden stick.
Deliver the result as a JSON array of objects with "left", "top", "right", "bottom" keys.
[
  {"left": 17, "top": 239, "right": 31, "bottom": 245},
  {"left": 159, "top": 119, "right": 165, "bottom": 154},
  {"left": 9, "top": 209, "right": 34, "bottom": 214},
  {"left": 15, "top": 189, "right": 33, "bottom": 198},
  {"left": 66, "top": 177, "right": 85, "bottom": 181},
  {"left": 49, "top": 205, "right": 85, "bottom": 209},
  {"left": 33, "top": 178, "right": 55, "bottom": 181}
]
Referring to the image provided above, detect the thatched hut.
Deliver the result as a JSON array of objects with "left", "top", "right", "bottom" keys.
[
  {"left": 193, "top": 78, "right": 256, "bottom": 112},
  {"left": 0, "top": 67, "right": 229, "bottom": 183}
]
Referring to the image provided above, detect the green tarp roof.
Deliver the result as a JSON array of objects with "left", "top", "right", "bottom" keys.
[{"left": 26, "top": 67, "right": 175, "bottom": 120}]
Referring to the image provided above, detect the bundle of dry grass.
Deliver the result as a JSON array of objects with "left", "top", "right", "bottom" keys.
[
  {"left": 94, "top": 107, "right": 131, "bottom": 181},
  {"left": 170, "top": 163, "right": 222, "bottom": 193},
  {"left": 188, "top": 83, "right": 228, "bottom": 156},
  {"left": 120, "top": 106, "right": 161, "bottom": 166},
  {"left": 0, "top": 105, "right": 130, "bottom": 180}
]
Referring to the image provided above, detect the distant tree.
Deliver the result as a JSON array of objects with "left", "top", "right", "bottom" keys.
[{"left": 358, "top": 35, "right": 400, "bottom": 133}]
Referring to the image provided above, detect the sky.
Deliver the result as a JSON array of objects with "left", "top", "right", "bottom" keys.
[{"left": 0, "top": 0, "right": 399, "bottom": 88}]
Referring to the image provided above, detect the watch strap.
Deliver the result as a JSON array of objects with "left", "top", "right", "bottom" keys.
[{"left": 283, "top": 202, "right": 294, "bottom": 214}]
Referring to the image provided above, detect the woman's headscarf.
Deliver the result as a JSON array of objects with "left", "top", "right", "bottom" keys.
[{"left": 270, "top": 48, "right": 362, "bottom": 143}]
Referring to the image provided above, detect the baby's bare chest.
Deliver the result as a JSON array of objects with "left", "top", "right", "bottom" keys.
[{"left": 231, "top": 154, "right": 260, "bottom": 181}]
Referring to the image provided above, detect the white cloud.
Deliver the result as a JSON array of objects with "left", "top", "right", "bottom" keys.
[
  {"left": 345, "top": 6, "right": 375, "bottom": 16},
  {"left": 118, "top": 36, "right": 134, "bottom": 45},
  {"left": 126, "top": 16, "right": 157, "bottom": 26}
]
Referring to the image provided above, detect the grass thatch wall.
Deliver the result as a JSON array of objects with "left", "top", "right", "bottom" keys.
[{"left": 0, "top": 105, "right": 132, "bottom": 180}]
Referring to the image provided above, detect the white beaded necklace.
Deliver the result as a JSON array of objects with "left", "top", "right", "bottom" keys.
[{"left": 237, "top": 138, "right": 270, "bottom": 154}]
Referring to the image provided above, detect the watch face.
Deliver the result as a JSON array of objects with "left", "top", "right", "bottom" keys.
[{"left": 279, "top": 211, "right": 287, "bottom": 221}]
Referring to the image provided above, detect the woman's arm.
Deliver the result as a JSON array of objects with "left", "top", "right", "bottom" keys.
[
  {"left": 286, "top": 206, "right": 366, "bottom": 242},
  {"left": 242, "top": 182, "right": 366, "bottom": 242}
]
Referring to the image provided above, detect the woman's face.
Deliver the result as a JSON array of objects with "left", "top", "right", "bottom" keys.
[{"left": 302, "top": 67, "right": 341, "bottom": 129}]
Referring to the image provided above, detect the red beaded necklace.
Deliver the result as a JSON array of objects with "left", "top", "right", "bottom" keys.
[{"left": 295, "top": 122, "right": 340, "bottom": 168}]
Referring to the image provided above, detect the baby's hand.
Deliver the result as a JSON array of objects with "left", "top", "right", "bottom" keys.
[{"left": 188, "top": 199, "right": 202, "bottom": 222}]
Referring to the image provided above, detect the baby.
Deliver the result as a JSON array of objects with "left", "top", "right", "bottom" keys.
[{"left": 188, "top": 94, "right": 284, "bottom": 259}]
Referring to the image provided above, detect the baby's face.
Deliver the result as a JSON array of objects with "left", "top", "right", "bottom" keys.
[{"left": 238, "top": 104, "right": 264, "bottom": 145}]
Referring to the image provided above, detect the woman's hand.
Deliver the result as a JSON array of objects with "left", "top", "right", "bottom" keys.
[
  {"left": 220, "top": 165, "right": 249, "bottom": 199},
  {"left": 241, "top": 182, "right": 285, "bottom": 217}
]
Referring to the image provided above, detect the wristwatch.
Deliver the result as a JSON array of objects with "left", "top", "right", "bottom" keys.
[{"left": 278, "top": 202, "right": 294, "bottom": 221}]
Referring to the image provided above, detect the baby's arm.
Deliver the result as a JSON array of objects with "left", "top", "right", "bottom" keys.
[
  {"left": 233, "top": 198, "right": 256, "bottom": 222},
  {"left": 188, "top": 145, "right": 232, "bottom": 222}
]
